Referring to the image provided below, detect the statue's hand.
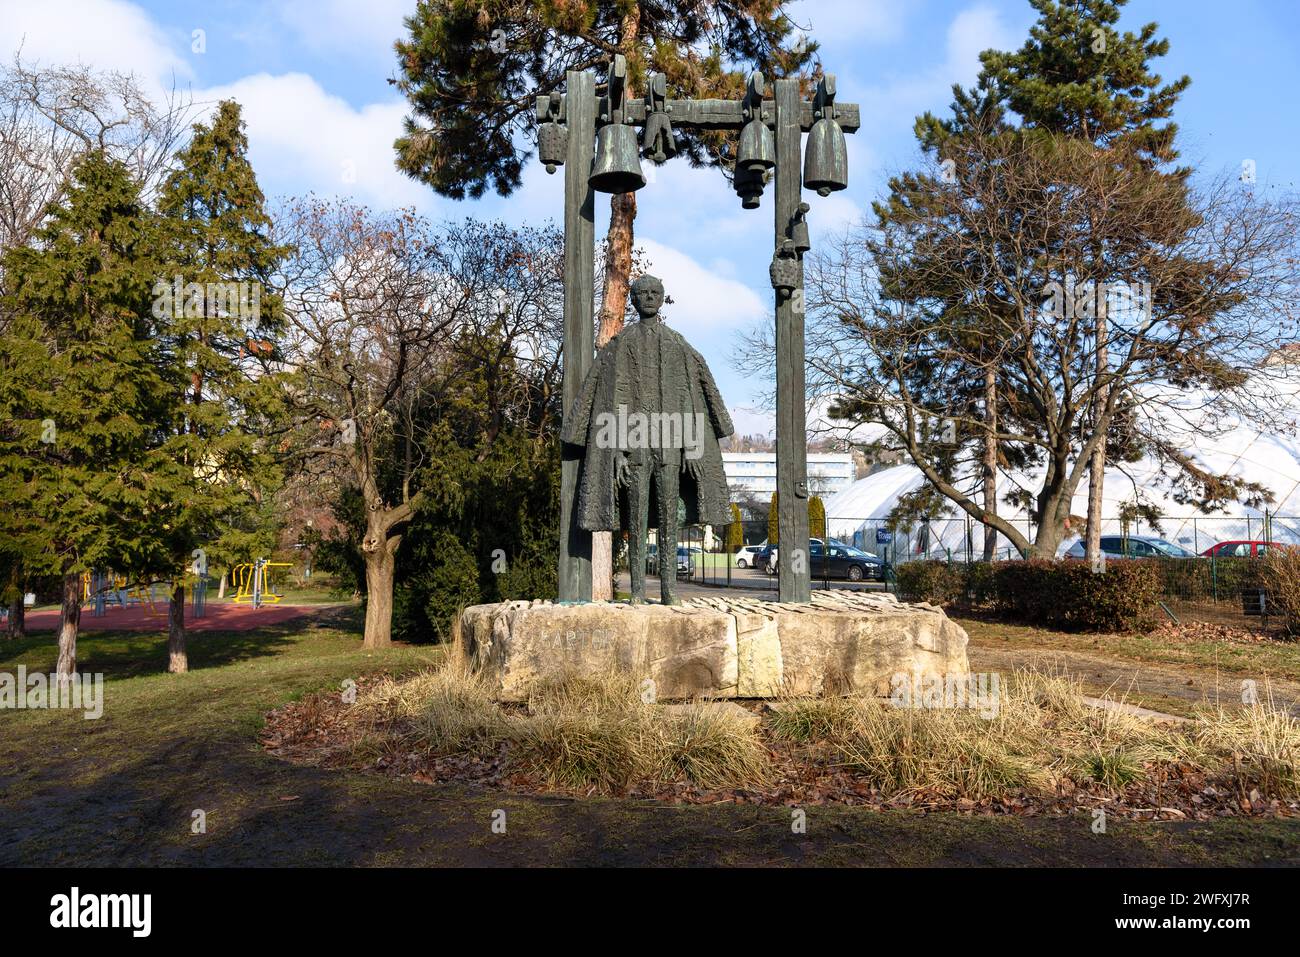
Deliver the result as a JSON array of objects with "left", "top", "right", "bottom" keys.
[
  {"left": 616, "top": 452, "right": 631, "bottom": 488},
  {"left": 682, "top": 456, "right": 703, "bottom": 482}
]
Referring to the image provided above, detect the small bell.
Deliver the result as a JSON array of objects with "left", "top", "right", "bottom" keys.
[
  {"left": 643, "top": 112, "right": 676, "bottom": 163},
  {"left": 589, "top": 122, "right": 646, "bottom": 194},
  {"left": 537, "top": 121, "right": 567, "bottom": 174},
  {"left": 734, "top": 165, "right": 764, "bottom": 209},
  {"left": 737, "top": 118, "right": 775, "bottom": 174},
  {"left": 791, "top": 202, "right": 811, "bottom": 253},
  {"left": 803, "top": 116, "right": 849, "bottom": 197}
]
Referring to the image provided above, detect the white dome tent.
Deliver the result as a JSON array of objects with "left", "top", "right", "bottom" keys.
[{"left": 824, "top": 421, "right": 1300, "bottom": 562}]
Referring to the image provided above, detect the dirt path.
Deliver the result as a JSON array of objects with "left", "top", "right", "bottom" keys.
[{"left": 968, "top": 644, "right": 1300, "bottom": 716}]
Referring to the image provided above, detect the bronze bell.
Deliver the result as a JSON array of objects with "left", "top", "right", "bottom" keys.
[
  {"left": 643, "top": 112, "right": 676, "bottom": 163},
  {"left": 538, "top": 121, "right": 566, "bottom": 174},
  {"left": 589, "top": 122, "right": 646, "bottom": 193},
  {"left": 734, "top": 165, "right": 764, "bottom": 209},
  {"left": 737, "top": 118, "right": 775, "bottom": 174},
  {"left": 791, "top": 202, "right": 811, "bottom": 253},
  {"left": 803, "top": 116, "right": 848, "bottom": 197}
]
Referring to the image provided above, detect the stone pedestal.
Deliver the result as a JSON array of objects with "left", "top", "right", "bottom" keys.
[{"left": 460, "top": 591, "right": 968, "bottom": 702}]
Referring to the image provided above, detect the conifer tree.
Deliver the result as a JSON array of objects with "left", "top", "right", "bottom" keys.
[
  {"left": 153, "top": 100, "right": 288, "bottom": 672},
  {"left": 0, "top": 152, "right": 182, "bottom": 680}
]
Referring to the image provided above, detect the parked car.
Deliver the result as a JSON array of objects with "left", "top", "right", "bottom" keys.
[
  {"left": 735, "top": 545, "right": 765, "bottom": 568},
  {"left": 1062, "top": 535, "right": 1196, "bottom": 559},
  {"left": 1200, "top": 540, "right": 1275, "bottom": 558},
  {"left": 810, "top": 542, "right": 885, "bottom": 581},
  {"left": 643, "top": 544, "right": 696, "bottom": 577}
]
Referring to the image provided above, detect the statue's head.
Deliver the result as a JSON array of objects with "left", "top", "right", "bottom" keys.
[{"left": 630, "top": 274, "right": 665, "bottom": 320}]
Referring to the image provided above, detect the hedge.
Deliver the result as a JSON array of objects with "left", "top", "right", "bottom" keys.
[{"left": 895, "top": 558, "right": 1162, "bottom": 632}]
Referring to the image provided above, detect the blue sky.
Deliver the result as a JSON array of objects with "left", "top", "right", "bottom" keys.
[{"left": 3, "top": 0, "right": 1298, "bottom": 437}]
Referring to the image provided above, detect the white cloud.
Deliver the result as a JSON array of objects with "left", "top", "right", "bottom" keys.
[
  {"left": 195, "top": 72, "right": 430, "bottom": 210},
  {"left": 0, "top": 0, "right": 192, "bottom": 96},
  {"left": 636, "top": 237, "right": 768, "bottom": 334}
]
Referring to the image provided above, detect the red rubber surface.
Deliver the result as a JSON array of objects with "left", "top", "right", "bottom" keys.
[{"left": 20, "top": 602, "right": 318, "bottom": 633}]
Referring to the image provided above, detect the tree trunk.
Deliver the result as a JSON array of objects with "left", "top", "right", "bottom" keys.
[
  {"left": 590, "top": 190, "right": 638, "bottom": 601},
  {"left": 5, "top": 574, "right": 23, "bottom": 634},
  {"left": 217, "top": 572, "right": 227, "bottom": 599},
  {"left": 167, "top": 582, "right": 187, "bottom": 673},
  {"left": 597, "top": 191, "right": 636, "bottom": 344},
  {"left": 56, "top": 571, "right": 80, "bottom": 682},
  {"left": 1085, "top": 299, "right": 1109, "bottom": 567},
  {"left": 981, "top": 366, "right": 999, "bottom": 561},
  {"left": 362, "top": 542, "right": 396, "bottom": 649}
]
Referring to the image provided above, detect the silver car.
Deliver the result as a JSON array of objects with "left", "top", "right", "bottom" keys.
[{"left": 1063, "top": 534, "right": 1195, "bottom": 559}]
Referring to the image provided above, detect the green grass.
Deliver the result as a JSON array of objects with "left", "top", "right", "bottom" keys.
[
  {"left": 957, "top": 614, "right": 1300, "bottom": 682},
  {"left": 2, "top": 609, "right": 1297, "bottom": 867}
]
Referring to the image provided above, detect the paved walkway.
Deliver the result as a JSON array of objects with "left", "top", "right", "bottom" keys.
[{"left": 19, "top": 601, "right": 323, "bottom": 633}]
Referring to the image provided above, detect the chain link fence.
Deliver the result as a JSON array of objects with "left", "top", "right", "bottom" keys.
[{"left": 653, "top": 513, "right": 1300, "bottom": 628}]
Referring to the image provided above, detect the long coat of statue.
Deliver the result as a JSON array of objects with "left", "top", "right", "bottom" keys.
[{"left": 561, "top": 317, "right": 734, "bottom": 533}]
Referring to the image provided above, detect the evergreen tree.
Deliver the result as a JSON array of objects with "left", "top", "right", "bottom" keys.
[
  {"left": 726, "top": 502, "right": 744, "bottom": 552},
  {"left": 808, "top": 495, "right": 825, "bottom": 541},
  {"left": 0, "top": 152, "right": 182, "bottom": 680},
  {"left": 154, "top": 100, "right": 289, "bottom": 672},
  {"left": 836, "top": 0, "right": 1244, "bottom": 558}
]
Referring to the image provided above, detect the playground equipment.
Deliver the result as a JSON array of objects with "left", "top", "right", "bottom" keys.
[
  {"left": 192, "top": 574, "right": 209, "bottom": 618},
  {"left": 231, "top": 558, "right": 292, "bottom": 609},
  {"left": 82, "top": 571, "right": 164, "bottom": 617}
]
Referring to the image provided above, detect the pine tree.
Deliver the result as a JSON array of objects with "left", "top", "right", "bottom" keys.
[
  {"left": 0, "top": 152, "right": 182, "bottom": 680},
  {"left": 967, "top": 0, "right": 1190, "bottom": 565},
  {"left": 857, "top": 0, "right": 1198, "bottom": 558}
]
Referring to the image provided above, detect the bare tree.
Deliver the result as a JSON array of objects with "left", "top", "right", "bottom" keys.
[
  {"left": 0, "top": 56, "right": 195, "bottom": 256},
  {"left": 741, "top": 133, "right": 1300, "bottom": 557},
  {"left": 274, "top": 201, "right": 564, "bottom": 647}
]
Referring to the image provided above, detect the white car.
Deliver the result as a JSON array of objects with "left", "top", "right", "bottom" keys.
[{"left": 735, "top": 545, "right": 764, "bottom": 568}]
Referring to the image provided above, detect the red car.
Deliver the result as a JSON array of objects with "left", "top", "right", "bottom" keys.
[{"left": 1200, "top": 540, "right": 1274, "bottom": 558}]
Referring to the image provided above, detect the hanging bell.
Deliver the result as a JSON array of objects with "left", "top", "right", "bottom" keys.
[
  {"left": 734, "top": 165, "right": 764, "bottom": 209},
  {"left": 589, "top": 122, "right": 646, "bottom": 194},
  {"left": 791, "top": 202, "right": 811, "bottom": 254},
  {"left": 537, "top": 121, "right": 567, "bottom": 174},
  {"left": 737, "top": 119, "right": 775, "bottom": 174},
  {"left": 642, "top": 112, "right": 676, "bottom": 164},
  {"left": 803, "top": 116, "right": 849, "bottom": 197}
]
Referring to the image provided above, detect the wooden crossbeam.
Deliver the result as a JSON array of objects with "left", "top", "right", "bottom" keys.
[{"left": 536, "top": 96, "right": 860, "bottom": 134}]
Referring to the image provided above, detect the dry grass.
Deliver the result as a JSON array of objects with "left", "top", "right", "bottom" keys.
[
  {"left": 768, "top": 670, "right": 1300, "bottom": 803},
  {"left": 333, "top": 662, "right": 1298, "bottom": 805},
  {"left": 1194, "top": 683, "right": 1300, "bottom": 799}
]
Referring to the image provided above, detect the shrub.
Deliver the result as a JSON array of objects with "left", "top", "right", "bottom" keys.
[
  {"left": 991, "top": 560, "right": 1160, "bottom": 632},
  {"left": 963, "top": 561, "right": 998, "bottom": 606},
  {"left": 895, "top": 560, "right": 965, "bottom": 605},
  {"left": 1258, "top": 547, "right": 1300, "bottom": 634}
]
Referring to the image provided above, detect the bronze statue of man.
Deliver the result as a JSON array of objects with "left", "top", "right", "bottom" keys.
[{"left": 562, "top": 275, "right": 734, "bottom": 604}]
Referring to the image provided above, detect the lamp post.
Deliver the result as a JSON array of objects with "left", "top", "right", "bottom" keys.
[{"left": 538, "top": 60, "right": 857, "bottom": 603}]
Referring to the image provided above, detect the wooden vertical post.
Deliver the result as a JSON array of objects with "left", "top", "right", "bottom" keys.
[
  {"left": 558, "top": 70, "right": 595, "bottom": 602},
  {"left": 774, "top": 78, "right": 811, "bottom": 602}
]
